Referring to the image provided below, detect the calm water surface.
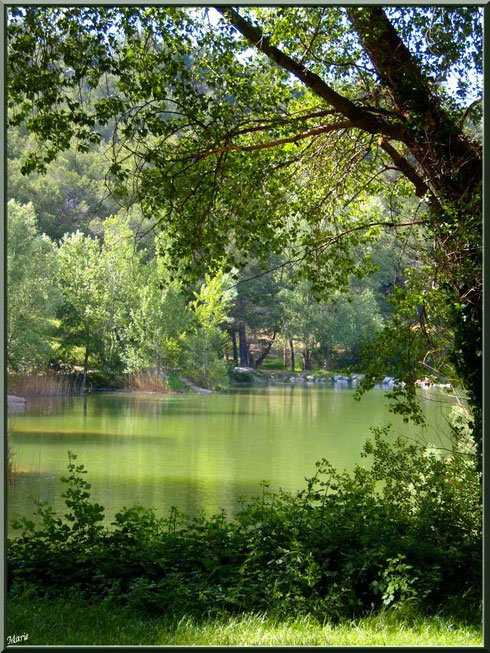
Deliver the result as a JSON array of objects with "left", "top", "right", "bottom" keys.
[{"left": 8, "top": 386, "right": 453, "bottom": 531}]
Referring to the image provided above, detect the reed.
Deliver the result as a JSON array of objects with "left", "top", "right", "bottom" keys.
[
  {"left": 126, "top": 370, "right": 170, "bottom": 393},
  {"left": 8, "top": 373, "right": 81, "bottom": 397}
]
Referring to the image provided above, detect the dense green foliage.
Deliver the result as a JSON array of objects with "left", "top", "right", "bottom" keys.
[
  {"left": 280, "top": 280, "right": 383, "bottom": 371},
  {"left": 6, "top": 8, "right": 482, "bottom": 638},
  {"left": 9, "top": 433, "right": 481, "bottom": 622},
  {"left": 7, "top": 197, "right": 398, "bottom": 387},
  {"left": 7, "top": 5, "right": 482, "bottom": 454},
  {"left": 7, "top": 203, "right": 237, "bottom": 389},
  {"left": 7, "top": 200, "right": 59, "bottom": 372},
  {"left": 7, "top": 127, "right": 121, "bottom": 240}
]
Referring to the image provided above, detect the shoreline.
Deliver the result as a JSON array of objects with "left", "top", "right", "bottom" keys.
[{"left": 8, "top": 370, "right": 456, "bottom": 406}]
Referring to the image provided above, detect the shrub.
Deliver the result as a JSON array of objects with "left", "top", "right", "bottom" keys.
[
  {"left": 84, "top": 370, "right": 123, "bottom": 389},
  {"left": 166, "top": 372, "right": 187, "bottom": 392},
  {"left": 8, "top": 429, "right": 481, "bottom": 622},
  {"left": 183, "top": 332, "right": 229, "bottom": 390}
]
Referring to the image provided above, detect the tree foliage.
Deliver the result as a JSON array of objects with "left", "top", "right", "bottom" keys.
[
  {"left": 280, "top": 280, "right": 384, "bottom": 371},
  {"left": 7, "top": 6, "right": 482, "bottom": 454},
  {"left": 189, "top": 272, "right": 237, "bottom": 388},
  {"left": 121, "top": 265, "right": 190, "bottom": 375},
  {"left": 7, "top": 200, "right": 59, "bottom": 372}
]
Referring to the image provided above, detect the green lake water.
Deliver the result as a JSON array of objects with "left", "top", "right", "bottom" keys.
[{"left": 8, "top": 385, "right": 454, "bottom": 532}]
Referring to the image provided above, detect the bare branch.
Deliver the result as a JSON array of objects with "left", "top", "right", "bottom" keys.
[{"left": 459, "top": 97, "right": 482, "bottom": 128}]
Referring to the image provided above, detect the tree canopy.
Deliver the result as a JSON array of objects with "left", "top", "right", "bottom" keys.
[{"left": 7, "top": 6, "right": 482, "bottom": 456}]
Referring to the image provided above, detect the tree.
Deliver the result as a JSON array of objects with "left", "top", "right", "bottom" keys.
[
  {"left": 98, "top": 215, "right": 145, "bottom": 376},
  {"left": 56, "top": 231, "right": 107, "bottom": 390},
  {"left": 229, "top": 257, "right": 283, "bottom": 369},
  {"left": 7, "top": 127, "right": 121, "bottom": 241},
  {"left": 280, "top": 280, "right": 384, "bottom": 372},
  {"left": 7, "top": 6, "right": 482, "bottom": 456},
  {"left": 7, "top": 200, "right": 59, "bottom": 373},
  {"left": 56, "top": 215, "right": 147, "bottom": 386},
  {"left": 279, "top": 281, "right": 319, "bottom": 372},
  {"left": 189, "top": 272, "right": 236, "bottom": 388},
  {"left": 215, "top": 6, "right": 482, "bottom": 457},
  {"left": 121, "top": 262, "right": 191, "bottom": 375},
  {"left": 311, "top": 291, "right": 384, "bottom": 371}
]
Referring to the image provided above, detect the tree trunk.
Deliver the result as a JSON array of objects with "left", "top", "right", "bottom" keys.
[
  {"left": 302, "top": 348, "right": 312, "bottom": 371},
  {"left": 283, "top": 339, "right": 288, "bottom": 369},
  {"left": 347, "top": 7, "right": 481, "bottom": 198},
  {"left": 323, "top": 345, "right": 330, "bottom": 370},
  {"left": 231, "top": 330, "right": 238, "bottom": 364},
  {"left": 238, "top": 324, "right": 249, "bottom": 367},
  {"left": 81, "top": 343, "right": 89, "bottom": 393},
  {"left": 289, "top": 339, "right": 295, "bottom": 372},
  {"left": 255, "top": 332, "right": 276, "bottom": 369}
]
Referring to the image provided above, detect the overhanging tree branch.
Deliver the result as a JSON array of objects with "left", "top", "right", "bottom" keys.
[
  {"left": 377, "top": 137, "right": 430, "bottom": 200},
  {"left": 193, "top": 121, "right": 354, "bottom": 161},
  {"left": 218, "top": 5, "right": 481, "bottom": 203},
  {"left": 216, "top": 6, "right": 407, "bottom": 143},
  {"left": 346, "top": 6, "right": 481, "bottom": 196},
  {"left": 236, "top": 219, "right": 428, "bottom": 286}
]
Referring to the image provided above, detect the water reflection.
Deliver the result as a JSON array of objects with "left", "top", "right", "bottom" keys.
[{"left": 8, "top": 386, "right": 450, "bottom": 534}]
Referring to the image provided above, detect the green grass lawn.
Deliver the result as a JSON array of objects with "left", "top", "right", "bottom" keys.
[
  {"left": 7, "top": 597, "right": 482, "bottom": 646},
  {"left": 259, "top": 356, "right": 286, "bottom": 370}
]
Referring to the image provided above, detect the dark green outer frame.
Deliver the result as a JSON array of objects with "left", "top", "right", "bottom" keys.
[{"left": 0, "top": 2, "right": 486, "bottom": 650}]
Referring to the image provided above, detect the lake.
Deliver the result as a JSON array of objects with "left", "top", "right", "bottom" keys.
[{"left": 8, "top": 385, "right": 454, "bottom": 533}]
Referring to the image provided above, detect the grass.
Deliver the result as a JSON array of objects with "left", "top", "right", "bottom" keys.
[
  {"left": 260, "top": 354, "right": 340, "bottom": 374},
  {"left": 125, "top": 370, "right": 194, "bottom": 392},
  {"left": 258, "top": 352, "right": 308, "bottom": 372},
  {"left": 7, "top": 597, "right": 482, "bottom": 646},
  {"left": 125, "top": 370, "right": 171, "bottom": 393},
  {"left": 8, "top": 373, "right": 79, "bottom": 397},
  {"left": 260, "top": 356, "right": 286, "bottom": 370}
]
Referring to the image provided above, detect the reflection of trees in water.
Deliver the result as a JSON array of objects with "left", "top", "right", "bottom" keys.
[{"left": 8, "top": 389, "right": 449, "bottom": 531}]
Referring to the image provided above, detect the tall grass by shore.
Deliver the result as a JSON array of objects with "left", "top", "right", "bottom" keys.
[
  {"left": 125, "top": 371, "right": 171, "bottom": 393},
  {"left": 8, "top": 369, "right": 179, "bottom": 398},
  {"left": 8, "top": 373, "right": 81, "bottom": 397}
]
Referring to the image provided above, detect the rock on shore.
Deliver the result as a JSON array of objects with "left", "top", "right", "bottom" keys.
[{"left": 8, "top": 395, "right": 27, "bottom": 412}]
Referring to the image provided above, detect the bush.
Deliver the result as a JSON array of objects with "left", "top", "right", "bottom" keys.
[
  {"left": 87, "top": 370, "right": 125, "bottom": 390},
  {"left": 8, "top": 430, "right": 481, "bottom": 622},
  {"left": 166, "top": 372, "right": 187, "bottom": 392},
  {"left": 183, "top": 331, "right": 229, "bottom": 389}
]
